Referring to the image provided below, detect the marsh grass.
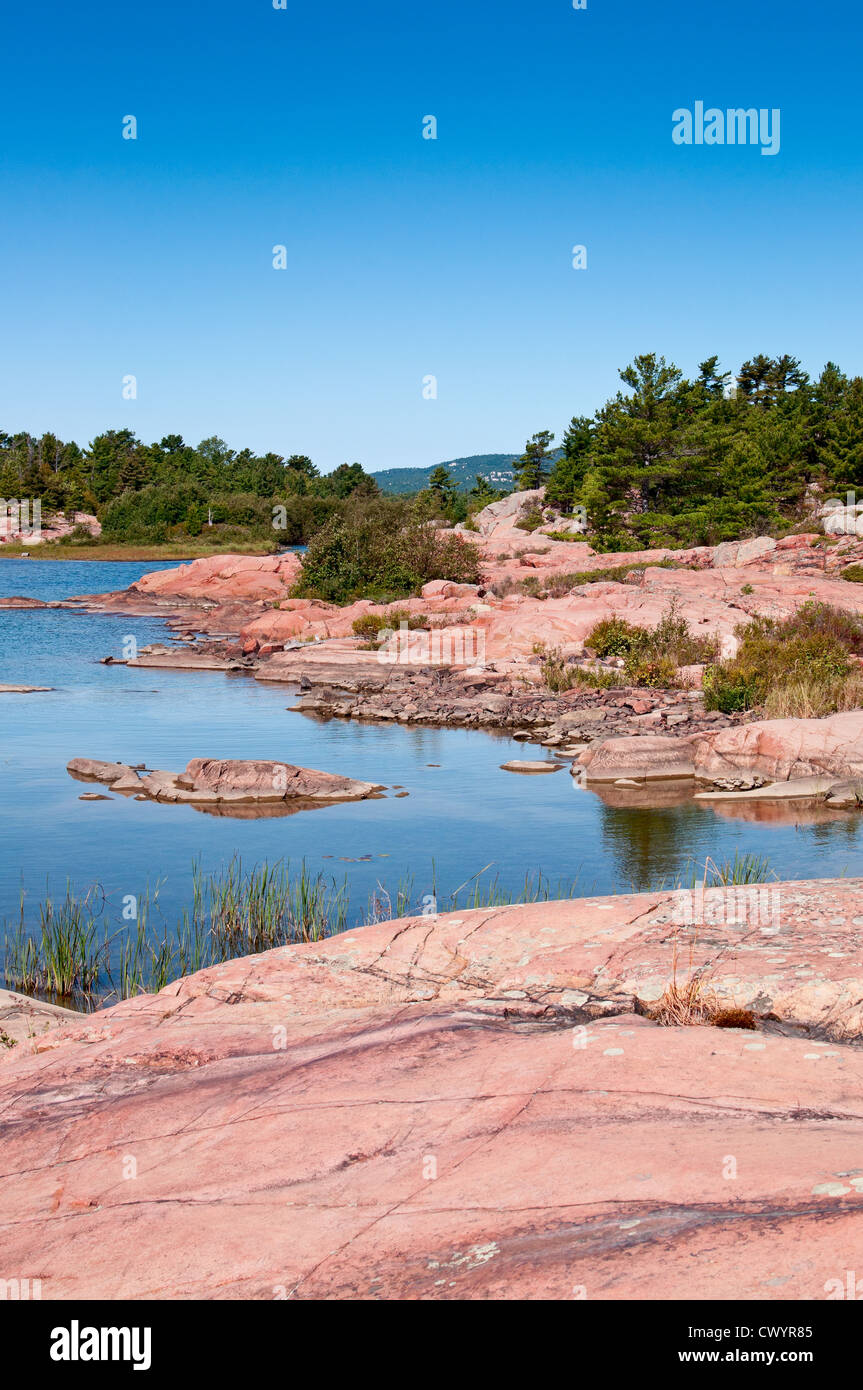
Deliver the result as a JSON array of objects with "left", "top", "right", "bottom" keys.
[
  {"left": 365, "top": 862, "right": 585, "bottom": 922},
  {"left": 3, "top": 853, "right": 776, "bottom": 1011},
  {"left": 3, "top": 858, "right": 350, "bottom": 1010},
  {"left": 4, "top": 883, "right": 108, "bottom": 1003},
  {"left": 702, "top": 851, "right": 776, "bottom": 887}
]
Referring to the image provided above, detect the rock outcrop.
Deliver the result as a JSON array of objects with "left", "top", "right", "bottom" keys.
[
  {"left": 42, "top": 529, "right": 863, "bottom": 682},
  {"left": 131, "top": 552, "right": 303, "bottom": 602},
  {"left": 572, "top": 715, "right": 863, "bottom": 803},
  {"left": 0, "top": 510, "right": 100, "bottom": 546},
  {"left": 0, "top": 989, "right": 81, "bottom": 1049},
  {"left": 67, "top": 756, "right": 384, "bottom": 809},
  {"left": 575, "top": 734, "right": 698, "bottom": 783},
  {"left": 692, "top": 711, "right": 863, "bottom": 784},
  {"left": 4, "top": 883, "right": 863, "bottom": 1299}
]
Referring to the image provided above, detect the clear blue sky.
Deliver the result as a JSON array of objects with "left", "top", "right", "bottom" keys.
[{"left": 1, "top": 0, "right": 860, "bottom": 473}]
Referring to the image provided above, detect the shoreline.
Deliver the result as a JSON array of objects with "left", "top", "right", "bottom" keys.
[
  {"left": 7, "top": 535, "right": 863, "bottom": 806},
  {"left": 0, "top": 543, "right": 280, "bottom": 562}
]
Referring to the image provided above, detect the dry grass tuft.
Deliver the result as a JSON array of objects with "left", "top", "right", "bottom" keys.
[
  {"left": 762, "top": 672, "right": 863, "bottom": 719},
  {"left": 710, "top": 1006, "right": 758, "bottom": 1030}
]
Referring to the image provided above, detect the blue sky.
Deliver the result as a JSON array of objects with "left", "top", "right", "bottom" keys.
[{"left": 1, "top": 0, "right": 860, "bottom": 473}]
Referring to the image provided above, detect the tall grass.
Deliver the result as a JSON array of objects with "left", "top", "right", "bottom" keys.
[
  {"left": 3, "top": 852, "right": 776, "bottom": 1011},
  {"left": 3, "top": 858, "right": 349, "bottom": 1011},
  {"left": 4, "top": 884, "right": 108, "bottom": 1003},
  {"left": 647, "top": 852, "right": 772, "bottom": 1029},
  {"left": 702, "top": 851, "right": 776, "bottom": 887},
  {"left": 705, "top": 601, "right": 863, "bottom": 715}
]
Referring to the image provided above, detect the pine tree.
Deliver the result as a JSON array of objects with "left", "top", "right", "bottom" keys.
[
  {"left": 515, "top": 430, "right": 554, "bottom": 490},
  {"left": 545, "top": 416, "right": 592, "bottom": 511}
]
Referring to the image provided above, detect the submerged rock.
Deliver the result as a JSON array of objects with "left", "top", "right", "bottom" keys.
[
  {"left": 500, "top": 759, "right": 562, "bottom": 774},
  {"left": 67, "top": 757, "right": 135, "bottom": 783}
]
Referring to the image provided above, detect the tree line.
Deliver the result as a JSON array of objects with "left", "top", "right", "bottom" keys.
[
  {"left": 4, "top": 351, "right": 861, "bottom": 551},
  {"left": 0, "top": 430, "right": 380, "bottom": 543},
  {"left": 512, "top": 353, "right": 863, "bottom": 549}
]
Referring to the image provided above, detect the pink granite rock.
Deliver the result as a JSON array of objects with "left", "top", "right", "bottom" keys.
[
  {"left": 132, "top": 552, "right": 303, "bottom": 602},
  {"left": 3, "top": 884, "right": 863, "bottom": 1300},
  {"left": 576, "top": 734, "right": 698, "bottom": 782},
  {"left": 183, "top": 757, "right": 383, "bottom": 801},
  {"left": 66, "top": 756, "right": 384, "bottom": 805},
  {"left": 694, "top": 712, "right": 863, "bottom": 783}
]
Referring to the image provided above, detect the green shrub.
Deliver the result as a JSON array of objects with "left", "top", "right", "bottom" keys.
[
  {"left": 842, "top": 565, "right": 863, "bottom": 584},
  {"left": 352, "top": 609, "right": 429, "bottom": 639},
  {"left": 539, "top": 648, "right": 580, "bottom": 692},
  {"left": 585, "top": 616, "right": 641, "bottom": 658},
  {"left": 514, "top": 507, "right": 543, "bottom": 533},
  {"left": 623, "top": 653, "right": 679, "bottom": 688},
  {"left": 704, "top": 602, "right": 863, "bottom": 715},
  {"left": 294, "top": 498, "right": 480, "bottom": 604},
  {"left": 352, "top": 613, "right": 386, "bottom": 639},
  {"left": 566, "top": 666, "right": 625, "bottom": 690},
  {"left": 703, "top": 667, "right": 759, "bottom": 713},
  {"left": 585, "top": 601, "right": 719, "bottom": 673}
]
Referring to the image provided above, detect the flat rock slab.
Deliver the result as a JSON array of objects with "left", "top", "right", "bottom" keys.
[
  {"left": 67, "top": 757, "right": 134, "bottom": 783},
  {"left": 0, "top": 988, "right": 82, "bottom": 1049},
  {"left": 576, "top": 734, "right": 697, "bottom": 783},
  {"left": 696, "top": 775, "right": 839, "bottom": 802},
  {"left": 500, "top": 759, "right": 562, "bottom": 773},
  {"left": 3, "top": 882, "right": 863, "bottom": 1299},
  {"left": 127, "top": 651, "right": 243, "bottom": 671}
]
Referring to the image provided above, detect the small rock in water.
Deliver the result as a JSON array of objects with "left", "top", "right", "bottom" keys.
[{"left": 501, "top": 760, "right": 562, "bottom": 774}]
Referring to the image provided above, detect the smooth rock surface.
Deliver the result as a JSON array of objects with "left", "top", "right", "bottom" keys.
[
  {"left": 0, "top": 989, "right": 82, "bottom": 1049},
  {"left": 694, "top": 712, "right": 863, "bottom": 783},
  {"left": 4, "top": 884, "right": 863, "bottom": 1299},
  {"left": 500, "top": 759, "right": 562, "bottom": 773},
  {"left": 576, "top": 735, "right": 698, "bottom": 783}
]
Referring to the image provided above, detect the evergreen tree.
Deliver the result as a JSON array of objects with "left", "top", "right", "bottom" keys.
[
  {"left": 545, "top": 416, "right": 592, "bottom": 511},
  {"left": 515, "top": 430, "right": 554, "bottom": 490},
  {"left": 469, "top": 474, "right": 498, "bottom": 505},
  {"left": 428, "top": 464, "right": 454, "bottom": 506}
]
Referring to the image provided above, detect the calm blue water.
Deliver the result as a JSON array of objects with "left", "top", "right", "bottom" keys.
[{"left": 1, "top": 559, "right": 861, "bottom": 942}]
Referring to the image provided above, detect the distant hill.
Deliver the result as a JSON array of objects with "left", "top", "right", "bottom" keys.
[{"left": 372, "top": 454, "right": 518, "bottom": 495}]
